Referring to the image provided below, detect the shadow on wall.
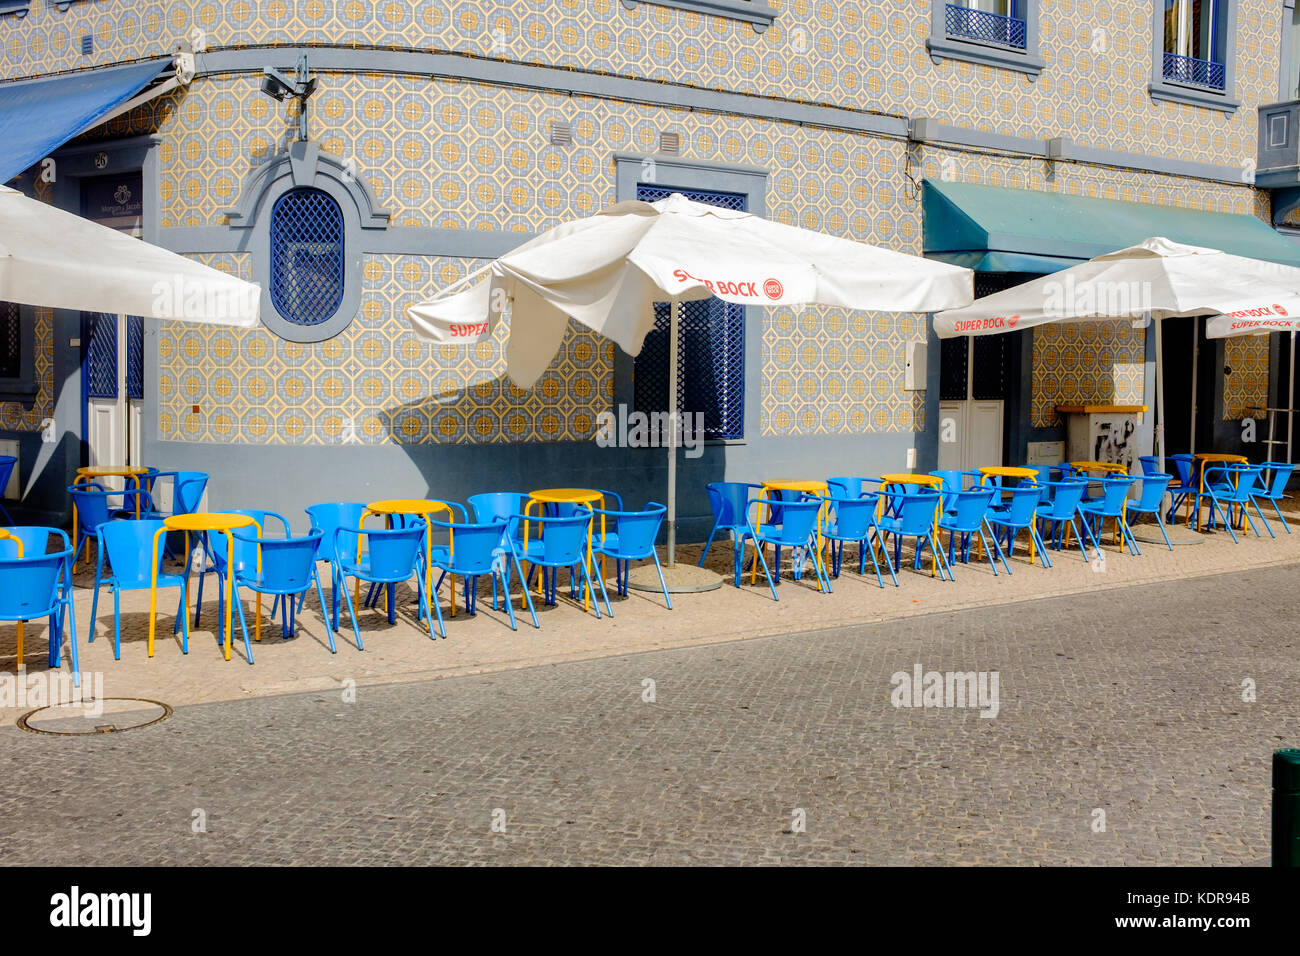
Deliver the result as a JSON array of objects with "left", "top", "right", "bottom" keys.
[{"left": 381, "top": 373, "right": 728, "bottom": 543}]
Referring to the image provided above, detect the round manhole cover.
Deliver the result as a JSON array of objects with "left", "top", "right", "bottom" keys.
[{"left": 17, "top": 698, "right": 172, "bottom": 735}]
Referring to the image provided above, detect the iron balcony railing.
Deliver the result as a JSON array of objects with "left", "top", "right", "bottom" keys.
[
  {"left": 1162, "top": 51, "right": 1226, "bottom": 91},
  {"left": 944, "top": 4, "right": 1027, "bottom": 50}
]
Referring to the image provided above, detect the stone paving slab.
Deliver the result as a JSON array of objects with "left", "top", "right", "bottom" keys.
[
  {"left": 0, "top": 561, "right": 1293, "bottom": 865},
  {"left": 2, "top": 509, "right": 1297, "bottom": 725}
]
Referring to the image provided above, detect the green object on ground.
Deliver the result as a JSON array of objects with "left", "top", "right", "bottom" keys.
[{"left": 1273, "top": 748, "right": 1300, "bottom": 867}]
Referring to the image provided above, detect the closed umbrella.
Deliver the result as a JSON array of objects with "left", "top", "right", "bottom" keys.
[
  {"left": 0, "top": 184, "right": 258, "bottom": 325},
  {"left": 933, "top": 237, "right": 1300, "bottom": 462},
  {"left": 408, "top": 192, "right": 972, "bottom": 568}
]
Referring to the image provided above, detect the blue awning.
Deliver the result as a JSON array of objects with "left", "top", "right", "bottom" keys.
[
  {"left": 923, "top": 178, "right": 1300, "bottom": 271},
  {"left": 0, "top": 60, "right": 168, "bottom": 184}
]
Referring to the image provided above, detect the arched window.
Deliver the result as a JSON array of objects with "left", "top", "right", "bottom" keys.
[{"left": 269, "top": 187, "right": 344, "bottom": 327}]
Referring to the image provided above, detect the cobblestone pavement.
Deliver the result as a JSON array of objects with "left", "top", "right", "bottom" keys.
[
  {"left": 4, "top": 505, "right": 1300, "bottom": 725},
  {"left": 2, "top": 562, "right": 1295, "bottom": 865}
]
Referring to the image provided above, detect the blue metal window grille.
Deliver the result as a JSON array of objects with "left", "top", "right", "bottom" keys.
[
  {"left": 0, "top": 301, "right": 19, "bottom": 380},
  {"left": 83, "top": 312, "right": 118, "bottom": 400},
  {"left": 1161, "top": 51, "right": 1226, "bottom": 89},
  {"left": 1162, "top": 0, "right": 1226, "bottom": 90},
  {"left": 634, "top": 184, "right": 746, "bottom": 441},
  {"left": 269, "top": 187, "right": 344, "bottom": 327},
  {"left": 944, "top": 2, "right": 1027, "bottom": 49},
  {"left": 126, "top": 315, "right": 144, "bottom": 400}
]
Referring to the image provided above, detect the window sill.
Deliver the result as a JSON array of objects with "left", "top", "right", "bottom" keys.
[
  {"left": 619, "top": 0, "right": 778, "bottom": 32},
  {"left": 1149, "top": 79, "right": 1238, "bottom": 112},
  {"left": 927, "top": 35, "right": 1044, "bottom": 76}
]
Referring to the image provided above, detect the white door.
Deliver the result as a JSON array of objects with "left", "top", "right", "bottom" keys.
[
  {"left": 937, "top": 335, "right": 1005, "bottom": 471},
  {"left": 81, "top": 172, "right": 144, "bottom": 482}
]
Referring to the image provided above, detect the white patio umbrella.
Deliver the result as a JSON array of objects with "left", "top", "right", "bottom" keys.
[
  {"left": 408, "top": 192, "right": 972, "bottom": 567},
  {"left": 933, "top": 237, "right": 1300, "bottom": 462},
  {"left": 1205, "top": 308, "right": 1300, "bottom": 466},
  {"left": 0, "top": 184, "right": 258, "bottom": 325}
]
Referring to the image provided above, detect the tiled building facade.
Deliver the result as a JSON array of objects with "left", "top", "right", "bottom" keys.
[{"left": 0, "top": 0, "right": 1292, "bottom": 528}]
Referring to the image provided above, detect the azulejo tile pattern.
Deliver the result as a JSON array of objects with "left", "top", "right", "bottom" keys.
[
  {"left": 0, "top": 0, "right": 1281, "bottom": 169},
  {"left": 1, "top": 4, "right": 1282, "bottom": 447},
  {"left": 1222, "top": 336, "right": 1270, "bottom": 421},
  {"left": 1031, "top": 321, "right": 1146, "bottom": 428},
  {"left": 0, "top": 309, "right": 52, "bottom": 434},
  {"left": 159, "top": 254, "right": 613, "bottom": 445}
]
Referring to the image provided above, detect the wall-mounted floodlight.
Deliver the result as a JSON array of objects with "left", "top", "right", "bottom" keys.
[{"left": 260, "top": 54, "right": 316, "bottom": 141}]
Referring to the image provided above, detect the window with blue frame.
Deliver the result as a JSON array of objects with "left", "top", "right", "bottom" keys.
[
  {"left": 269, "top": 187, "right": 345, "bottom": 328},
  {"left": 945, "top": 0, "right": 1026, "bottom": 50},
  {"left": 927, "top": 0, "right": 1042, "bottom": 75},
  {"left": 1161, "top": 0, "right": 1226, "bottom": 90},
  {"left": 633, "top": 184, "right": 746, "bottom": 441}
]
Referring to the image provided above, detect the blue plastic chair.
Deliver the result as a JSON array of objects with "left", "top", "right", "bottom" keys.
[
  {"left": 985, "top": 484, "right": 1052, "bottom": 568},
  {"left": 1165, "top": 454, "right": 1197, "bottom": 523},
  {"left": 827, "top": 476, "right": 884, "bottom": 500},
  {"left": 333, "top": 524, "right": 435, "bottom": 649},
  {"left": 1125, "top": 473, "right": 1175, "bottom": 550},
  {"left": 876, "top": 491, "right": 954, "bottom": 581},
  {"left": 0, "top": 527, "right": 78, "bottom": 682},
  {"left": 513, "top": 510, "right": 603, "bottom": 617},
  {"left": 426, "top": 516, "right": 536, "bottom": 636},
  {"left": 1251, "top": 462, "right": 1294, "bottom": 534},
  {"left": 0, "top": 455, "right": 15, "bottom": 525},
  {"left": 227, "top": 529, "right": 333, "bottom": 659},
  {"left": 1034, "top": 479, "right": 1100, "bottom": 561},
  {"left": 822, "top": 494, "right": 895, "bottom": 588},
  {"left": 0, "top": 525, "right": 59, "bottom": 559},
  {"left": 199, "top": 509, "right": 290, "bottom": 630},
  {"left": 699, "top": 481, "right": 764, "bottom": 580},
  {"left": 304, "top": 502, "right": 367, "bottom": 617},
  {"left": 1079, "top": 476, "right": 1141, "bottom": 555},
  {"left": 467, "top": 493, "right": 529, "bottom": 574},
  {"left": 69, "top": 482, "right": 154, "bottom": 573},
  {"left": 1025, "top": 465, "right": 1064, "bottom": 506},
  {"left": 937, "top": 488, "right": 1008, "bottom": 577},
  {"left": 928, "top": 470, "right": 969, "bottom": 511},
  {"left": 89, "top": 519, "right": 190, "bottom": 661},
  {"left": 1197, "top": 464, "right": 1268, "bottom": 543},
  {"left": 740, "top": 497, "right": 832, "bottom": 600},
  {"left": 590, "top": 502, "right": 672, "bottom": 611},
  {"left": 129, "top": 470, "right": 208, "bottom": 560}
]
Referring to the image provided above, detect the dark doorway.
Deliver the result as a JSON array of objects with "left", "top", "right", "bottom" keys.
[{"left": 1160, "top": 315, "right": 1217, "bottom": 455}]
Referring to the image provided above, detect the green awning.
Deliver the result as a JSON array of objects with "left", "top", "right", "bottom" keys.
[{"left": 923, "top": 179, "right": 1300, "bottom": 272}]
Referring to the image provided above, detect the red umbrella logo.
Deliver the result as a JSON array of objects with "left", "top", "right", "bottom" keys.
[
  {"left": 763, "top": 278, "right": 783, "bottom": 300},
  {"left": 1274, "top": 304, "right": 1289, "bottom": 316}
]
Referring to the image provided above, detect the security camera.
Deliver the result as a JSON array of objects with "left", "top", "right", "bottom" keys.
[{"left": 260, "top": 68, "right": 296, "bottom": 101}]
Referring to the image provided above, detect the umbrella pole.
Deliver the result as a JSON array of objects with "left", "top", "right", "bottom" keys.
[
  {"left": 1154, "top": 315, "right": 1165, "bottom": 469},
  {"left": 1190, "top": 319, "right": 1200, "bottom": 455},
  {"left": 666, "top": 298, "right": 680, "bottom": 567}
]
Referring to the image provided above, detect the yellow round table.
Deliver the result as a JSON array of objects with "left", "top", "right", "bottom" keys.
[
  {"left": 751, "top": 480, "right": 832, "bottom": 590},
  {"left": 72, "top": 465, "right": 151, "bottom": 571},
  {"left": 1192, "top": 453, "right": 1250, "bottom": 532},
  {"left": 878, "top": 474, "right": 945, "bottom": 576},
  {"left": 1067, "top": 460, "right": 1128, "bottom": 476},
  {"left": 149, "top": 512, "right": 258, "bottom": 661},
  {"left": 362, "top": 498, "right": 459, "bottom": 627},
  {"left": 525, "top": 489, "right": 608, "bottom": 611},
  {"left": 977, "top": 466, "right": 1039, "bottom": 562}
]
